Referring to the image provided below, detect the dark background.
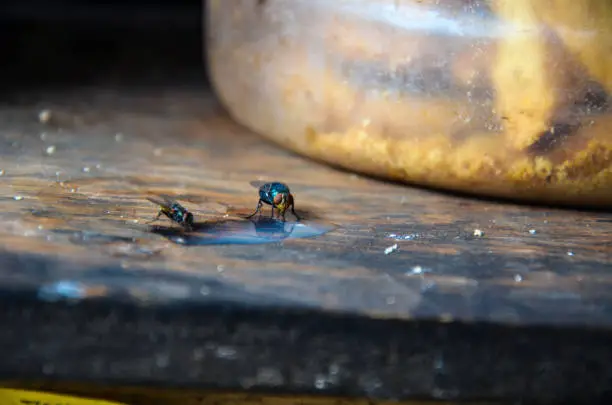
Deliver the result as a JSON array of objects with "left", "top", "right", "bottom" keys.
[{"left": 1, "top": 0, "right": 206, "bottom": 93}]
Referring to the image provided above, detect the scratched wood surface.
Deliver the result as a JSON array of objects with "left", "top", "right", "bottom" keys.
[{"left": 0, "top": 86, "right": 610, "bottom": 328}]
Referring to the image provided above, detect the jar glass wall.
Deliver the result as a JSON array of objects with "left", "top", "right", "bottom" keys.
[{"left": 206, "top": 0, "right": 612, "bottom": 207}]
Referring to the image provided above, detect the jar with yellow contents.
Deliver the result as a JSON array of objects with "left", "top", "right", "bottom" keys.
[{"left": 206, "top": 0, "right": 612, "bottom": 208}]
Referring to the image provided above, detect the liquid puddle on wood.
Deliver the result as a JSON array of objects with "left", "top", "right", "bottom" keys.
[{"left": 150, "top": 217, "right": 335, "bottom": 245}]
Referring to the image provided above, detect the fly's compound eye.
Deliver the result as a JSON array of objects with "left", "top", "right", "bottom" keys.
[{"left": 273, "top": 193, "right": 284, "bottom": 205}]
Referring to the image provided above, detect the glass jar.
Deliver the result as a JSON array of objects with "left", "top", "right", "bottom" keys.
[{"left": 206, "top": 0, "right": 612, "bottom": 207}]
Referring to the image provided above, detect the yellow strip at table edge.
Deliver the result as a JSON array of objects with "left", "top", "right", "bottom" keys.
[{"left": 0, "top": 388, "right": 128, "bottom": 405}]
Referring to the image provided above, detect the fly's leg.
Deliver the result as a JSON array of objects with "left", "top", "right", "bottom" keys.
[
  {"left": 270, "top": 205, "right": 275, "bottom": 219},
  {"left": 146, "top": 210, "right": 163, "bottom": 224},
  {"left": 246, "top": 200, "right": 263, "bottom": 219},
  {"left": 290, "top": 204, "right": 301, "bottom": 221}
]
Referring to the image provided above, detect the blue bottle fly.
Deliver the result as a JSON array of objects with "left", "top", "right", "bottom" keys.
[
  {"left": 246, "top": 181, "right": 300, "bottom": 222},
  {"left": 146, "top": 195, "right": 194, "bottom": 230}
]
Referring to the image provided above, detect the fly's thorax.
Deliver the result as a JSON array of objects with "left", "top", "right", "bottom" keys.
[
  {"left": 170, "top": 205, "right": 186, "bottom": 222},
  {"left": 271, "top": 182, "right": 290, "bottom": 193},
  {"left": 259, "top": 188, "right": 270, "bottom": 203},
  {"left": 170, "top": 203, "right": 183, "bottom": 211}
]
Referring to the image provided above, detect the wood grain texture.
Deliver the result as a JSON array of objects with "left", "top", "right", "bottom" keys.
[{"left": 0, "top": 87, "right": 611, "bottom": 329}]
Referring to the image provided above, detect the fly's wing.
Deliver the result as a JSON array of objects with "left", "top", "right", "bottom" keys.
[
  {"left": 249, "top": 180, "right": 267, "bottom": 189},
  {"left": 180, "top": 195, "right": 208, "bottom": 204},
  {"left": 146, "top": 194, "right": 175, "bottom": 208}
]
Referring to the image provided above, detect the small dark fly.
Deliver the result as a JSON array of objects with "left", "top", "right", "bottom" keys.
[
  {"left": 146, "top": 194, "right": 194, "bottom": 230},
  {"left": 246, "top": 180, "right": 300, "bottom": 222}
]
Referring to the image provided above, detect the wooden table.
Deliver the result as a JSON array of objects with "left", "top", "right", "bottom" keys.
[{"left": 0, "top": 85, "right": 611, "bottom": 405}]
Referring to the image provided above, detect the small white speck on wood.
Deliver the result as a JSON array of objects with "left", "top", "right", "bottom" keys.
[
  {"left": 384, "top": 244, "right": 398, "bottom": 255},
  {"left": 38, "top": 109, "right": 52, "bottom": 124}
]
